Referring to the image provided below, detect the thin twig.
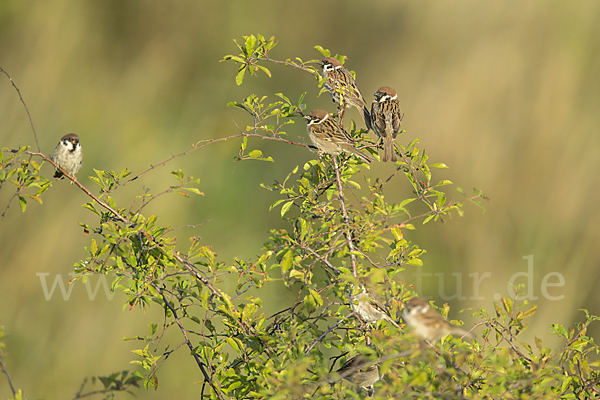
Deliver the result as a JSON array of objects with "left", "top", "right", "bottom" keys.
[
  {"left": 117, "top": 132, "right": 314, "bottom": 189},
  {"left": 332, "top": 157, "right": 358, "bottom": 277},
  {"left": 154, "top": 284, "right": 224, "bottom": 399},
  {"left": 305, "top": 319, "right": 345, "bottom": 355},
  {"left": 0, "top": 355, "right": 16, "bottom": 397},
  {"left": 0, "top": 67, "right": 40, "bottom": 152}
]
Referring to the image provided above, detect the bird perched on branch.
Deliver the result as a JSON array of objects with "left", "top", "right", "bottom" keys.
[
  {"left": 335, "top": 355, "right": 380, "bottom": 396},
  {"left": 303, "top": 110, "right": 375, "bottom": 163},
  {"left": 351, "top": 277, "right": 399, "bottom": 328},
  {"left": 51, "top": 133, "right": 82, "bottom": 183},
  {"left": 371, "top": 86, "right": 402, "bottom": 162},
  {"left": 403, "top": 297, "right": 474, "bottom": 342},
  {"left": 319, "top": 57, "right": 371, "bottom": 129}
]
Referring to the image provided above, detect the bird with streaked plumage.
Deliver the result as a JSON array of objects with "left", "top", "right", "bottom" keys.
[
  {"left": 334, "top": 355, "right": 380, "bottom": 396},
  {"left": 319, "top": 57, "right": 371, "bottom": 129},
  {"left": 371, "top": 86, "right": 402, "bottom": 162},
  {"left": 303, "top": 110, "right": 375, "bottom": 164},
  {"left": 351, "top": 277, "right": 400, "bottom": 328},
  {"left": 403, "top": 297, "right": 474, "bottom": 342}
]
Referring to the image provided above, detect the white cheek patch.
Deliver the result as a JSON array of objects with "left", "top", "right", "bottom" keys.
[{"left": 380, "top": 94, "right": 398, "bottom": 102}]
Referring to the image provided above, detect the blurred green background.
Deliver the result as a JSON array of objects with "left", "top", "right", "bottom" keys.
[{"left": 2, "top": 0, "right": 600, "bottom": 397}]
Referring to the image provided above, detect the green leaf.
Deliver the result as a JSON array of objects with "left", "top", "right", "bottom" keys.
[
  {"left": 399, "top": 198, "right": 417, "bottom": 209},
  {"left": 289, "top": 269, "right": 304, "bottom": 280},
  {"left": 242, "top": 304, "right": 258, "bottom": 322},
  {"left": 248, "top": 150, "right": 263, "bottom": 158},
  {"left": 244, "top": 34, "right": 257, "bottom": 55},
  {"left": 406, "top": 258, "right": 423, "bottom": 266},
  {"left": 309, "top": 289, "right": 323, "bottom": 307},
  {"left": 225, "top": 337, "right": 242, "bottom": 354},
  {"left": 501, "top": 297, "right": 513, "bottom": 315},
  {"left": 269, "top": 199, "right": 287, "bottom": 211},
  {"left": 280, "top": 200, "right": 294, "bottom": 217},
  {"left": 82, "top": 202, "right": 99, "bottom": 215},
  {"left": 391, "top": 227, "right": 404, "bottom": 241},
  {"left": 236, "top": 67, "right": 246, "bottom": 85},
  {"left": 314, "top": 45, "right": 330, "bottom": 57},
  {"left": 25, "top": 194, "right": 43, "bottom": 205},
  {"left": 431, "top": 163, "right": 449, "bottom": 169},
  {"left": 18, "top": 195, "right": 26, "bottom": 212},
  {"left": 183, "top": 187, "right": 204, "bottom": 196},
  {"left": 275, "top": 93, "right": 291, "bottom": 103},
  {"left": 570, "top": 339, "right": 588, "bottom": 352},
  {"left": 304, "top": 292, "right": 317, "bottom": 313},
  {"left": 257, "top": 65, "right": 271, "bottom": 77},
  {"left": 280, "top": 250, "right": 293, "bottom": 274},
  {"left": 346, "top": 180, "right": 361, "bottom": 190},
  {"left": 171, "top": 169, "right": 184, "bottom": 181},
  {"left": 520, "top": 305, "right": 537, "bottom": 319},
  {"left": 436, "top": 180, "right": 453, "bottom": 186},
  {"left": 91, "top": 239, "right": 98, "bottom": 255}
]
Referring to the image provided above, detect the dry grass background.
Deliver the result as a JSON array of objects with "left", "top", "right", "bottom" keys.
[{"left": 1, "top": 1, "right": 600, "bottom": 397}]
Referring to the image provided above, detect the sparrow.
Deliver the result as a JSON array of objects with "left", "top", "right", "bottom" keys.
[
  {"left": 335, "top": 355, "right": 380, "bottom": 396},
  {"left": 319, "top": 57, "right": 371, "bottom": 129},
  {"left": 303, "top": 110, "right": 375, "bottom": 163},
  {"left": 51, "top": 133, "right": 82, "bottom": 182},
  {"left": 403, "top": 297, "right": 474, "bottom": 342},
  {"left": 370, "top": 86, "right": 402, "bottom": 162},
  {"left": 351, "top": 277, "right": 400, "bottom": 328}
]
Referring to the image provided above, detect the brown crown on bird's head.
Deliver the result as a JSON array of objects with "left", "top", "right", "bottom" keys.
[
  {"left": 404, "top": 297, "right": 429, "bottom": 313},
  {"left": 61, "top": 133, "right": 80, "bottom": 147},
  {"left": 319, "top": 56, "right": 343, "bottom": 71},
  {"left": 374, "top": 86, "right": 398, "bottom": 100},
  {"left": 303, "top": 109, "right": 329, "bottom": 124}
]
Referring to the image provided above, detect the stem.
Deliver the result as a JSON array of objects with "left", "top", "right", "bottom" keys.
[
  {"left": 0, "top": 355, "right": 16, "bottom": 397},
  {"left": 154, "top": 284, "right": 224, "bottom": 399},
  {"left": 332, "top": 157, "right": 358, "bottom": 277},
  {"left": 1, "top": 67, "right": 40, "bottom": 153},
  {"left": 17, "top": 151, "right": 130, "bottom": 224}
]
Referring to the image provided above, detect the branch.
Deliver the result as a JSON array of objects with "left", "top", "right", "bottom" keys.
[
  {"left": 0, "top": 67, "right": 40, "bottom": 152},
  {"left": 0, "top": 355, "right": 16, "bottom": 397},
  {"left": 332, "top": 157, "right": 359, "bottom": 277},
  {"left": 10, "top": 150, "right": 131, "bottom": 224},
  {"left": 117, "top": 131, "right": 314, "bottom": 189},
  {"left": 154, "top": 284, "right": 224, "bottom": 399}
]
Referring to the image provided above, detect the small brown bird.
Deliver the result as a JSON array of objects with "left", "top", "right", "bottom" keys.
[
  {"left": 335, "top": 355, "right": 380, "bottom": 396},
  {"left": 351, "top": 277, "right": 400, "bottom": 328},
  {"left": 403, "top": 297, "right": 474, "bottom": 342},
  {"left": 371, "top": 86, "right": 402, "bottom": 162},
  {"left": 51, "top": 133, "right": 82, "bottom": 182},
  {"left": 319, "top": 57, "right": 371, "bottom": 129},
  {"left": 303, "top": 110, "right": 375, "bottom": 163}
]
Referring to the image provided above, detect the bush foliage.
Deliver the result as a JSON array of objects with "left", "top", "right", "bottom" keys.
[{"left": 1, "top": 35, "right": 599, "bottom": 399}]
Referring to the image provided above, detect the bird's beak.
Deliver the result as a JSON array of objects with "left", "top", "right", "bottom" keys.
[{"left": 302, "top": 115, "right": 310, "bottom": 120}]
